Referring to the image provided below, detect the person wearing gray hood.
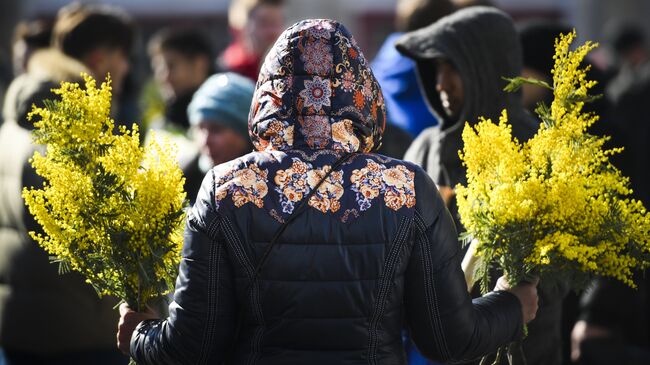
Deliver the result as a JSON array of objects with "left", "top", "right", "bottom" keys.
[
  {"left": 396, "top": 6, "right": 562, "bottom": 365},
  {"left": 396, "top": 6, "right": 537, "bottom": 212}
]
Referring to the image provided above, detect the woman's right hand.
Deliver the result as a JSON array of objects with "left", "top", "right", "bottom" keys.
[
  {"left": 494, "top": 276, "right": 539, "bottom": 324},
  {"left": 117, "top": 303, "right": 160, "bottom": 355}
]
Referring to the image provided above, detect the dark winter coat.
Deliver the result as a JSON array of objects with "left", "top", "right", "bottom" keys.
[
  {"left": 131, "top": 19, "right": 523, "bottom": 365},
  {"left": 605, "top": 62, "right": 650, "bottom": 207}
]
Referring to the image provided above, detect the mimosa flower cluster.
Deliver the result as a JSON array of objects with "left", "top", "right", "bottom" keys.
[
  {"left": 23, "top": 75, "right": 187, "bottom": 311},
  {"left": 456, "top": 31, "right": 650, "bottom": 292}
]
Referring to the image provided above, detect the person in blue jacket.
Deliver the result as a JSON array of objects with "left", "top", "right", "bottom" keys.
[{"left": 371, "top": 0, "right": 454, "bottom": 140}]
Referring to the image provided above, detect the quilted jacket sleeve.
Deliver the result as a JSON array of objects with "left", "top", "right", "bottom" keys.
[
  {"left": 130, "top": 170, "right": 238, "bottom": 365},
  {"left": 405, "top": 169, "right": 523, "bottom": 363}
]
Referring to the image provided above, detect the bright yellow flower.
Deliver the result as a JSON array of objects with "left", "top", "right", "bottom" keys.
[
  {"left": 22, "top": 74, "right": 187, "bottom": 310},
  {"left": 456, "top": 31, "right": 650, "bottom": 292}
]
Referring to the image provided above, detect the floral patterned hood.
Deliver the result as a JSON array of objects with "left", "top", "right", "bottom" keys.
[
  {"left": 249, "top": 19, "right": 386, "bottom": 154},
  {"left": 209, "top": 20, "right": 414, "bottom": 224}
]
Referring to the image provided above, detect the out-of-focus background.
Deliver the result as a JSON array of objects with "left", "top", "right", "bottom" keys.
[
  {"left": 1, "top": 2, "right": 650, "bottom": 365},
  {"left": 2, "top": 0, "right": 650, "bottom": 67},
  {"left": 1, "top": 0, "right": 649, "bottom": 112}
]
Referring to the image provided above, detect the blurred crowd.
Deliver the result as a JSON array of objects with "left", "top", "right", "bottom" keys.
[{"left": 0, "top": 0, "right": 649, "bottom": 364}]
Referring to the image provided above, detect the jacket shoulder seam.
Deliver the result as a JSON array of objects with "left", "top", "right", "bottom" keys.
[
  {"left": 366, "top": 215, "right": 413, "bottom": 364},
  {"left": 413, "top": 213, "right": 452, "bottom": 360},
  {"left": 197, "top": 216, "right": 224, "bottom": 364}
]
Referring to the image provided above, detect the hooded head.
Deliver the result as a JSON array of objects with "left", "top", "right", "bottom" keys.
[
  {"left": 249, "top": 19, "right": 386, "bottom": 153},
  {"left": 396, "top": 6, "right": 525, "bottom": 131}
]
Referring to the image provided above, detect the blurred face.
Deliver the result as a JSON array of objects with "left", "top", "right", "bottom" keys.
[
  {"left": 87, "top": 47, "right": 130, "bottom": 94},
  {"left": 196, "top": 120, "right": 250, "bottom": 165},
  {"left": 12, "top": 39, "right": 29, "bottom": 75},
  {"left": 245, "top": 4, "right": 285, "bottom": 57},
  {"left": 151, "top": 50, "right": 209, "bottom": 99},
  {"left": 435, "top": 58, "right": 464, "bottom": 119}
]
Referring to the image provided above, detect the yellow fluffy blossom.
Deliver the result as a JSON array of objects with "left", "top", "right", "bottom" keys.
[
  {"left": 22, "top": 74, "right": 187, "bottom": 310},
  {"left": 456, "top": 31, "right": 650, "bottom": 292}
]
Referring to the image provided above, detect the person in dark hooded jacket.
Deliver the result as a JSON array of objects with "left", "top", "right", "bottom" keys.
[
  {"left": 117, "top": 19, "right": 538, "bottom": 365},
  {"left": 396, "top": 6, "right": 538, "bottom": 212},
  {"left": 396, "top": 6, "right": 563, "bottom": 365}
]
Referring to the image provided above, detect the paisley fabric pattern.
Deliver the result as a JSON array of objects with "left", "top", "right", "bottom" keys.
[
  {"left": 274, "top": 158, "right": 312, "bottom": 214},
  {"left": 253, "top": 119, "right": 294, "bottom": 151},
  {"left": 351, "top": 159, "right": 416, "bottom": 211},
  {"left": 250, "top": 19, "right": 386, "bottom": 154},
  {"left": 299, "top": 77, "right": 332, "bottom": 112},
  {"left": 300, "top": 115, "right": 331, "bottom": 149},
  {"left": 300, "top": 39, "right": 333, "bottom": 75},
  {"left": 211, "top": 20, "right": 415, "bottom": 222},
  {"left": 274, "top": 157, "right": 345, "bottom": 214},
  {"left": 213, "top": 151, "right": 416, "bottom": 222},
  {"left": 307, "top": 166, "right": 344, "bottom": 214},
  {"left": 215, "top": 162, "right": 269, "bottom": 209},
  {"left": 331, "top": 119, "right": 360, "bottom": 153}
]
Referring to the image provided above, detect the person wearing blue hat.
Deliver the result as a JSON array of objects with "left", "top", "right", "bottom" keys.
[{"left": 182, "top": 72, "right": 255, "bottom": 204}]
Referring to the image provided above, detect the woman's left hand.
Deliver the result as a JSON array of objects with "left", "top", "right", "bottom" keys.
[{"left": 117, "top": 302, "right": 160, "bottom": 355}]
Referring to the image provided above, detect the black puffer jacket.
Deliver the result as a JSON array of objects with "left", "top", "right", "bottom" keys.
[{"left": 131, "top": 19, "right": 523, "bottom": 365}]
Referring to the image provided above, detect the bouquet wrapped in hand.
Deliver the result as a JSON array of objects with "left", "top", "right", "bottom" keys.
[
  {"left": 456, "top": 31, "right": 650, "bottom": 294},
  {"left": 22, "top": 75, "right": 186, "bottom": 312}
]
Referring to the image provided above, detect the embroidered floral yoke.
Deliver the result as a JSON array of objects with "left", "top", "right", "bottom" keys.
[{"left": 130, "top": 19, "right": 524, "bottom": 365}]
